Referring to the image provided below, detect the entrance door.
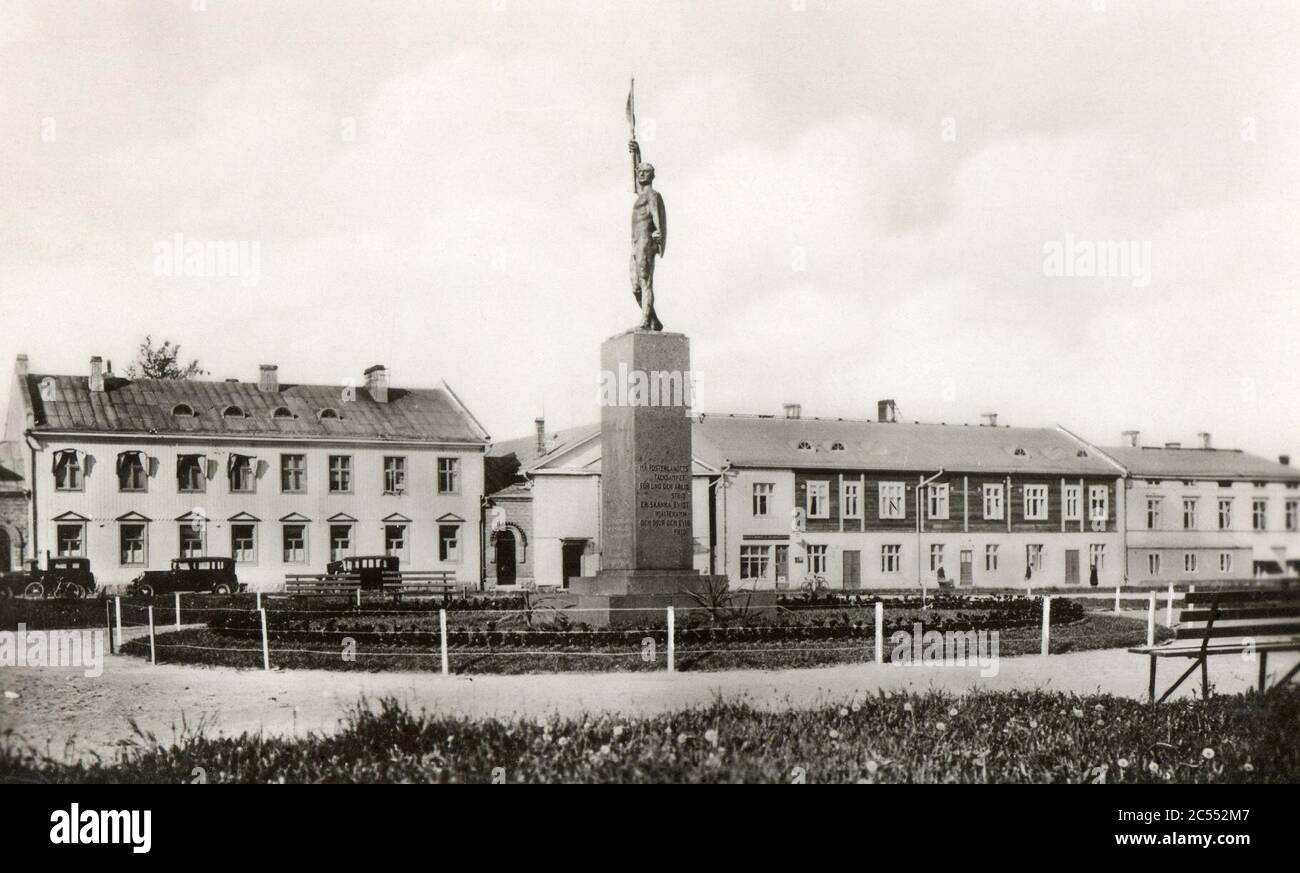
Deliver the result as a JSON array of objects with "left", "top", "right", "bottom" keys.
[
  {"left": 495, "top": 530, "right": 517, "bottom": 586},
  {"left": 561, "top": 540, "right": 586, "bottom": 589},
  {"left": 842, "top": 550, "right": 861, "bottom": 590},
  {"left": 0, "top": 529, "right": 9, "bottom": 572},
  {"left": 959, "top": 549, "right": 973, "bottom": 586},
  {"left": 1065, "top": 549, "right": 1080, "bottom": 585}
]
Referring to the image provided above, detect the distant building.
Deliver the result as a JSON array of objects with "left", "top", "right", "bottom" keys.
[
  {"left": 3, "top": 355, "right": 490, "bottom": 589},
  {"left": 1098, "top": 433, "right": 1300, "bottom": 582},
  {"left": 0, "top": 437, "right": 28, "bottom": 572}
]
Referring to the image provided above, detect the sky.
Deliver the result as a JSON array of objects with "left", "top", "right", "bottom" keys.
[{"left": 1, "top": 0, "right": 1297, "bottom": 457}]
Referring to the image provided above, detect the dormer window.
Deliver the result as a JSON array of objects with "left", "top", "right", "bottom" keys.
[
  {"left": 171, "top": 403, "right": 195, "bottom": 417},
  {"left": 222, "top": 405, "right": 246, "bottom": 419},
  {"left": 1013, "top": 448, "right": 1027, "bottom": 456},
  {"left": 272, "top": 407, "right": 294, "bottom": 419},
  {"left": 796, "top": 441, "right": 813, "bottom": 451},
  {"left": 830, "top": 441, "right": 846, "bottom": 452},
  {"left": 318, "top": 408, "right": 340, "bottom": 421},
  {"left": 1076, "top": 449, "right": 1089, "bottom": 458}
]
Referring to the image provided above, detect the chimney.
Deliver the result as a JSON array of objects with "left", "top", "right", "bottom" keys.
[
  {"left": 980, "top": 412, "right": 998, "bottom": 427},
  {"left": 89, "top": 356, "right": 104, "bottom": 392},
  {"left": 535, "top": 417, "right": 546, "bottom": 456},
  {"left": 364, "top": 364, "right": 389, "bottom": 403},
  {"left": 14, "top": 354, "right": 28, "bottom": 376},
  {"left": 877, "top": 399, "right": 897, "bottom": 423},
  {"left": 783, "top": 403, "right": 802, "bottom": 420},
  {"left": 258, "top": 364, "right": 278, "bottom": 393},
  {"left": 1122, "top": 430, "right": 1140, "bottom": 447},
  {"left": 1198, "top": 431, "right": 1212, "bottom": 450},
  {"left": 1165, "top": 441, "right": 1182, "bottom": 449},
  {"left": 1280, "top": 455, "right": 1291, "bottom": 467}
]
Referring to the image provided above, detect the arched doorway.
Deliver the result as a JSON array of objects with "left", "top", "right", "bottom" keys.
[
  {"left": 0, "top": 528, "right": 10, "bottom": 573},
  {"left": 494, "top": 529, "right": 517, "bottom": 586}
]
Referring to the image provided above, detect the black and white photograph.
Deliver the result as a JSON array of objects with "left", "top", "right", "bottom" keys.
[{"left": 0, "top": 0, "right": 1297, "bottom": 827}]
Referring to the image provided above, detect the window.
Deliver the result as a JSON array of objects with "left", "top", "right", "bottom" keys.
[
  {"left": 329, "top": 455, "right": 352, "bottom": 494},
  {"left": 281, "top": 454, "right": 306, "bottom": 493},
  {"left": 272, "top": 406, "right": 294, "bottom": 419},
  {"left": 1184, "top": 552, "right": 1198, "bottom": 573},
  {"left": 806, "top": 481, "right": 829, "bottom": 519},
  {"left": 1148, "top": 553, "right": 1161, "bottom": 576},
  {"left": 119, "top": 524, "right": 146, "bottom": 566},
  {"left": 927, "top": 483, "right": 949, "bottom": 520},
  {"left": 983, "top": 484, "right": 1004, "bottom": 520},
  {"left": 1252, "top": 499, "right": 1267, "bottom": 531},
  {"left": 437, "top": 457, "right": 461, "bottom": 494},
  {"left": 740, "top": 545, "right": 770, "bottom": 580},
  {"left": 222, "top": 405, "right": 245, "bottom": 419},
  {"left": 752, "top": 483, "right": 773, "bottom": 517},
  {"left": 384, "top": 456, "right": 407, "bottom": 495},
  {"left": 929, "top": 543, "right": 945, "bottom": 573},
  {"left": 1026, "top": 544, "right": 1044, "bottom": 573},
  {"left": 1287, "top": 500, "right": 1298, "bottom": 532},
  {"left": 830, "top": 441, "right": 845, "bottom": 452},
  {"left": 385, "top": 524, "right": 408, "bottom": 560},
  {"left": 881, "top": 544, "right": 901, "bottom": 574},
  {"left": 179, "top": 522, "right": 205, "bottom": 558},
  {"left": 1219, "top": 552, "right": 1233, "bottom": 574},
  {"left": 1218, "top": 498, "right": 1233, "bottom": 530},
  {"left": 56, "top": 523, "right": 84, "bottom": 557},
  {"left": 53, "top": 451, "right": 83, "bottom": 491},
  {"left": 1023, "top": 485, "right": 1048, "bottom": 521},
  {"left": 171, "top": 403, "right": 194, "bottom": 417},
  {"left": 178, "top": 454, "right": 205, "bottom": 493},
  {"left": 231, "top": 525, "right": 256, "bottom": 564},
  {"left": 985, "top": 544, "right": 999, "bottom": 572},
  {"left": 282, "top": 525, "right": 307, "bottom": 563},
  {"left": 842, "top": 482, "right": 861, "bottom": 519},
  {"left": 1182, "top": 498, "right": 1198, "bottom": 530},
  {"left": 807, "top": 544, "right": 828, "bottom": 575},
  {"left": 879, "top": 482, "right": 905, "bottom": 519},
  {"left": 796, "top": 441, "right": 813, "bottom": 452},
  {"left": 1063, "top": 485, "right": 1081, "bottom": 521},
  {"left": 318, "top": 408, "right": 340, "bottom": 421},
  {"left": 117, "top": 452, "right": 147, "bottom": 491},
  {"left": 1088, "top": 486, "right": 1108, "bottom": 522},
  {"left": 329, "top": 524, "right": 353, "bottom": 562},
  {"left": 228, "top": 454, "right": 255, "bottom": 493},
  {"left": 1146, "top": 497, "right": 1162, "bottom": 530},
  {"left": 438, "top": 524, "right": 461, "bottom": 562},
  {"left": 1089, "top": 543, "right": 1106, "bottom": 571}
]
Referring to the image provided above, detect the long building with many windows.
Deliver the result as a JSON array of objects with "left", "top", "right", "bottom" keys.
[{"left": 3, "top": 355, "right": 490, "bottom": 589}]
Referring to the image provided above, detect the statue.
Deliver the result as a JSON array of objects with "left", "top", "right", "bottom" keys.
[{"left": 628, "top": 140, "right": 666, "bottom": 331}]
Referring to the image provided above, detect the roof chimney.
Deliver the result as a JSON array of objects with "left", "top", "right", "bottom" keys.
[
  {"left": 258, "top": 364, "right": 278, "bottom": 393},
  {"left": 535, "top": 417, "right": 546, "bottom": 456},
  {"left": 980, "top": 412, "right": 998, "bottom": 427},
  {"left": 1165, "top": 441, "right": 1182, "bottom": 449},
  {"left": 14, "top": 354, "right": 28, "bottom": 376},
  {"left": 1280, "top": 455, "right": 1291, "bottom": 467},
  {"left": 1122, "top": 430, "right": 1140, "bottom": 447},
  {"left": 783, "top": 403, "right": 802, "bottom": 420},
  {"left": 365, "top": 364, "right": 389, "bottom": 403},
  {"left": 89, "top": 356, "right": 104, "bottom": 392},
  {"left": 877, "top": 399, "right": 897, "bottom": 423},
  {"left": 1198, "top": 432, "right": 1212, "bottom": 450}
]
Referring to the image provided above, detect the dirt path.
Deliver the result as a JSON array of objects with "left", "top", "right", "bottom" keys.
[{"left": 3, "top": 639, "right": 1295, "bottom": 762}]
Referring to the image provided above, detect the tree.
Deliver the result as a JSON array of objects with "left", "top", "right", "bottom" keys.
[{"left": 125, "top": 336, "right": 207, "bottom": 380}]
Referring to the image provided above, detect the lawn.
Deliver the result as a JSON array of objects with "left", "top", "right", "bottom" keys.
[{"left": 2, "top": 687, "right": 1293, "bottom": 783}]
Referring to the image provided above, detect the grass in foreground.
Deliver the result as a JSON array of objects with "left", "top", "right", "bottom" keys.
[{"left": 2, "top": 688, "right": 1295, "bottom": 783}]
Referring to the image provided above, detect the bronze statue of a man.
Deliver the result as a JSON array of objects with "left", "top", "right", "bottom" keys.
[{"left": 628, "top": 139, "right": 666, "bottom": 331}]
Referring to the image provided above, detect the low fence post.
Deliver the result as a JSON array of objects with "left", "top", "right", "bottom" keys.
[
  {"left": 114, "top": 596, "right": 122, "bottom": 650},
  {"left": 256, "top": 590, "right": 262, "bottom": 611},
  {"left": 147, "top": 605, "right": 156, "bottom": 665},
  {"left": 1040, "top": 595, "right": 1051, "bottom": 656},
  {"left": 439, "top": 608, "right": 449, "bottom": 677},
  {"left": 1147, "top": 591, "right": 1156, "bottom": 647},
  {"left": 259, "top": 607, "right": 270, "bottom": 672},
  {"left": 874, "top": 600, "right": 884, "bottom": 664},
  {"left": 666, "top": 606, "right": 675, "bottom": 674},
  {"left": 1114, "top": 586, "right": 1121, "bottom": 614},
  {"left": 174, "top": 591, "right": 181, "bottom": 631},
  {"left": 355, "top": 587, "right": 362, "bottom": 608},
  {"left": 105, "top": 599, "right": 114, "bottom": 655},
  {"left": 1166, "top": 583, "right": 1175, "bottom": 628}
]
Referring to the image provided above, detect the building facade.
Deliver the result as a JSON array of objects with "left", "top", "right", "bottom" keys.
[
  {"left": 0, "top": 439, "right": 28, "bottom": 572},
  {"left": 5, "top": 355, "right": 490, "bottom": 589}
]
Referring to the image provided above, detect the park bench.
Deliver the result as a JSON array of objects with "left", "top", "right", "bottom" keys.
[
  {"left": 284, "top": 574, "right": 362, "bottom": 596},
  {"left": 379, "top": 571, "right": 463, "bottom": 602},
  {"left": 1130, "top": 588, "right": 1300, "bottom": 703}
]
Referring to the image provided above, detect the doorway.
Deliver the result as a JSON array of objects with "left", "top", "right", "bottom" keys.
[
  {"left": 561, "top": 540, "right": 587, "bottom": 589},
  {"left": 959, "top": 549, "right": 973, "bottom": 585},
  {"left": 842, "top": 550, "right": 861, "bottom": 590},
  {"left": 1065, "top": 549, "right": 1080, "bottom": 585},
  {"left": 494, "top": 530, "right": 517, "bottom": 586}
]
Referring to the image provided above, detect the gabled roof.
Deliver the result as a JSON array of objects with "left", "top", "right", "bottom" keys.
[
  {"left": 1099, "top": 445, "right": 1300, "bottom": 482},
  {"left": 21, "top": 373, "right": 489, "bottom": 445},
  {"left": 489, "top": 423, "right": 598, "bottom": 463}
]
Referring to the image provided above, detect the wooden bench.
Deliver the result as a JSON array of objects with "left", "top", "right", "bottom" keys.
[
  {"left": 1130, "top": 588, "right": 1300, "bottom": 702},
  {"left": 380, "top": 571, "right": 463, "bottom": 602},
  {"left": 284, "top": 574, "right": 362, "bottom": 596}
]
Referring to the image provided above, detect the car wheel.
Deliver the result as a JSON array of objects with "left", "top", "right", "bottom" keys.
[
  {"left": 136, "top": 583, "right": 154, "bottom": 598},
  {"left": 64, "top": 583, "right": 86, "bottom": 600},
  {"left": 212, "top": 583, "right": 232, "bottom": 595},
  {"left": 23, "top": 581, "right": 45, "bottom": 599}
]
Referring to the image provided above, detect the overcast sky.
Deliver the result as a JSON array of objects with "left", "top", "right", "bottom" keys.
[{"left": 1, "top": 0, "right": 1296, "bottom": 457}]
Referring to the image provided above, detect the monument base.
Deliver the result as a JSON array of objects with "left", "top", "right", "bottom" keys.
[{"left": 551, "top": 571, "right": 778, "bottom": 628}]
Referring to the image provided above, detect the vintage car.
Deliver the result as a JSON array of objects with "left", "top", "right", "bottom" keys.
[
  {"left": 129, "top": 557, "right": 243, "bottom": 597},
  {"left": 0, "top": 557, "right": 97, "bottom": 600},
  {"left": 324, "top": 555, "right": 399, "bottom": 590}
]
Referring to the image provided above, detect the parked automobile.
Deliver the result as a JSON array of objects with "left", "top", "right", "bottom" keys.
[
  {"left": 0, "top": 557, "right": 97, "bottom": 600},
  {"left": 129, "top": 557, "right": 243, "bottom": 597},
  {"left": 325, "top": 555, "right": 399, "bottom": 590}
]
